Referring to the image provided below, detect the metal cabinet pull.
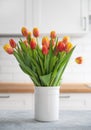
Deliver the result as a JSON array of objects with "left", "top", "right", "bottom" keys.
[
  {"left": 83, "top": 17, "right": 87, "bottom": 31},
  {"left": 0, "top": 96, "right": 10, "bottom": 98},
  {"left": 59, "top": 95, "right": 70, "bottom": 99}
]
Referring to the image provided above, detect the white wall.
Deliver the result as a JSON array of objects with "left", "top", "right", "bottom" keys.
[
  {"left": 62, "top": 32, "right": 91, "bottom": 83},
  {"left": 0, "top": 29, "right": 91, "bottom": 83},
  {"left": 0, "top": 37, "right": 32, "bottom": 83}
]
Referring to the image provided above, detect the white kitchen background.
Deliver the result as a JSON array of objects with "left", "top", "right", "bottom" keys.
[
  {"left": 0, "top": 0, "right": 91, "bottom": 84},
  {"left": 0, "top": 0, "right": 91, "bottom": 111}
]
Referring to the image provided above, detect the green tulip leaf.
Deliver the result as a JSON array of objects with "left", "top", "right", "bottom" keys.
[{"left": 40, "top": 73, "right": 52, "bottom": 86}]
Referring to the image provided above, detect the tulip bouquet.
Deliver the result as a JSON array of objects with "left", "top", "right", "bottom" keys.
[{"left": 3, "top": 27, "right": 82, "bottom": 86}]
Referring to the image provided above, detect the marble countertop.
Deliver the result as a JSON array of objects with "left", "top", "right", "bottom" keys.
[{"left": 0, "top": 110, "right": 91, "bottom": 130}]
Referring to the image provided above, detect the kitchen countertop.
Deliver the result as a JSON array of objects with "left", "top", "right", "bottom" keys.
[
  {"left": 0, "top": 82, "right": 91, "bottom": 93},
  {"left": 0, "top": 110, "right": 91, "bottom": 130}
]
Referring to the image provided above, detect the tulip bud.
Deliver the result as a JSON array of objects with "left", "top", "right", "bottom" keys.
[
  {"left": 42, "top": 36, "right": 50, "bottom": 48},
  {"left": 30, "top": 38, "right": 37, "bottom": 49},
  {"left": 21, "top": 27, "right": 29, "bottom": 37},
  {"left": 9, "top": 39, "right": 16, "bottom": 48},
  {"left": 62, "top": 36, "right": 70, "bottom": 44},
  {"left": 33, "top": 27, "right": 40, "bottom": 37},
  {"left": 42, "top": 45, "right": 49, "bottom": 55},
  {"left": 75, "top": 56, "right": 83, "bottom": 64},
  {"left": 27, "top": 31, "right": 32, "bottom": 38},
  {"left": 57, "top": 41, "right": 66, "bottom": 52},
  {"left": 50, "top": 31, "right": 56, "bottom": 39},
  {"left": 3, "top": 44, "right": 14, "bottom": 54},
  {"left": 23, "top": 40, "right": 28, "bottom": 47},
  {"left": 65, "top": 42, "right": 73, "bottom": 52}
]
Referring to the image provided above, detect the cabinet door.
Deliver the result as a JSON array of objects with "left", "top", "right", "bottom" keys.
[
  {"left": 88, "top": 0, "right": 91, "bottom": 14},
  {"left": 59, "top": 93, "right": 85, "bottom": 110},
  {"left": 0, "top": 0, "right": 25, "bottom": 34},
  {"left": 33, "top": 0, "right": 88, "bottom": 35},
  {"left": 26, "top": 0, "right": 33, "bottom": 30},
  {"left": 0, "top": 93, "right": 33, "bottom": 110}
]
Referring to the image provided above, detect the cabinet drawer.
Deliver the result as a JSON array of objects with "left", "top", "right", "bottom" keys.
[
  {"left": 59, "top": 93, "right": 85, "bottom": 110},
  {"left": 60, "top": 99, "right": 85, "bottom": 110},
  {"left": 0, "top": 94, "right": 10, "bottom": 99},
  {"left": 60, "top": 93, "right": 87, "bottom": 100},
  {"left": 0, "top": 93, "right": 33, "bottom": 110},
  {"left": 0, "top": 100, "right": 25, "bottom": 110}
]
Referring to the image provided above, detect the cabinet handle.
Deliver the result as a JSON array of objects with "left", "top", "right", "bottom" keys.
[
  {"left": 83, "top": 17, "right": 87, "bottom": 31},
  {"left": 0, "top": 96, "right": 10, "bottom": 98},
  {"left": 59, "top": 96, "right": 70, "bottom": 99}
]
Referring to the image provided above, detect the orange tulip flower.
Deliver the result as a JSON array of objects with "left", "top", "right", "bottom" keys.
[
  {"left": 9, "top": 39, "right": 16, "bottom": 48},
  {"left": 65, "top": 42, "right": 73, "bottom": 52},
  {"left": 30, "top": 38, "right": 37, "bottom": 49},
  {"left": 27, "top": 31, "right": 32, "bottom": 38},
  {"left": 75, "top": 56, "right": 83, "bottom": 64},
  {"left": 57, "top": 41, "right": 66, "bottom": 52},
  {"left": 21, "top": 27, "right": 29, "bottom": 37},
  {"left": 42, "top": 36, "right": 50, "bottom": 48},
  {"left": 3, "top": 43, "right": 14, "bottom": 54},
  {"left": 42, "top": 45, "right": 49, "bottom": 55},
  {"left": 62, "top": 36, "right": 70, "bottom": 45},
  {"left": 50, "top": 31, "right": 56, "bottom": 39},
  {"left": 33, "top": 27, "right": 40, "bottom": 37}
]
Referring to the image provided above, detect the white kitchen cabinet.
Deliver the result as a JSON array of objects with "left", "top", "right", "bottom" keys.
[
  {"left": 25, "top": 0, "right": 33, "bottom": 30},
  {"left": 33, "top": 0, "right": 88, "bottom": 36},
  {"left": 60, "top": 93, "right": 91, "bottom": 110},
  {"left": 88, "top": 0, "right": 91, "bottom": 14},
  {"left": 0, "top": 93, "right": 34, "bottom": 110},
  {"left": 0, "top": 0, "right": 33, "bottom": 35},
  {"left": 1, "top": 93, "right": 91, "bottom": 110}
]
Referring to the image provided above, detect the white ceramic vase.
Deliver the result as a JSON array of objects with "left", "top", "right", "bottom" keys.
[{"left": 34, "top": 87, "right": 60, "bottom": 121}]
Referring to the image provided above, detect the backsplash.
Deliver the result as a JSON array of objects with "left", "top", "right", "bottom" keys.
[{"left": 0, "top": 33, "right": 91, "bottom": 83}]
